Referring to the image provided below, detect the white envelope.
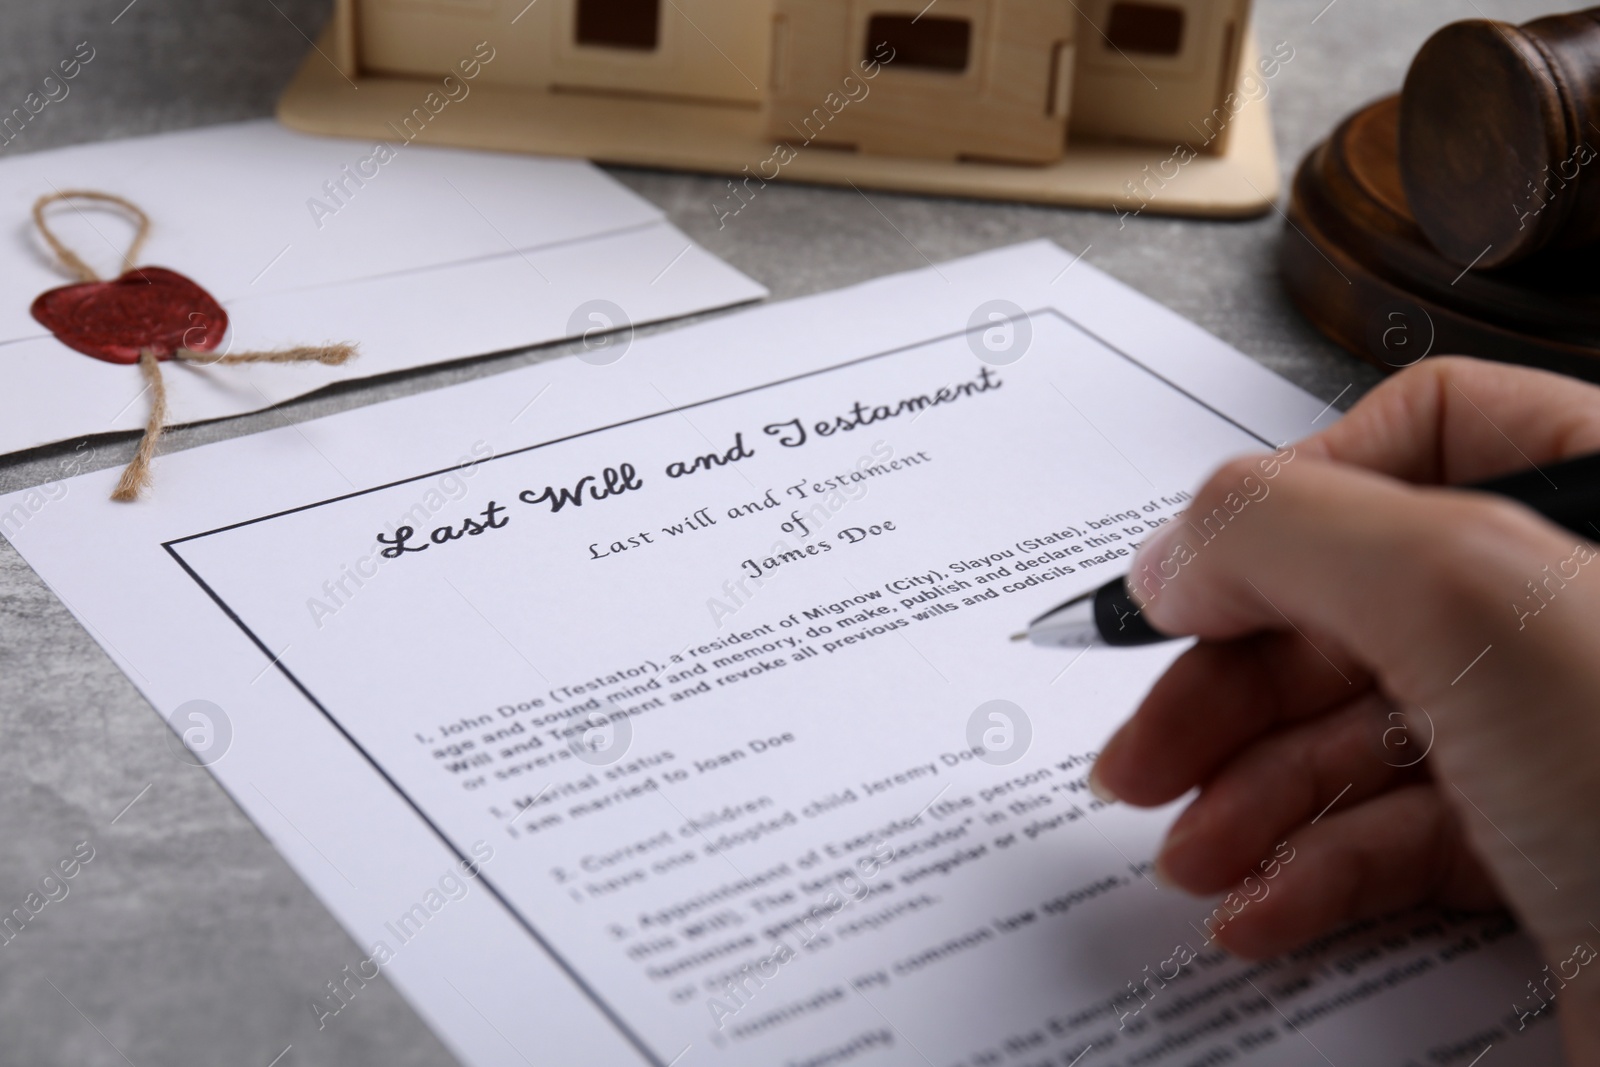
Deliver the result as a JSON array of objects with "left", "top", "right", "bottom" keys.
[{"left": 0, "top": 120, "right": 766, "bottom": 457}]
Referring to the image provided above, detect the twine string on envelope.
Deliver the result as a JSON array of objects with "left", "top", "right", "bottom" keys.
[
  {"left": 32, "top": 191, "right": 356, "bottom": 502},
  {"left": 32, "top": 189, "right": 150, "bottom": 283}
]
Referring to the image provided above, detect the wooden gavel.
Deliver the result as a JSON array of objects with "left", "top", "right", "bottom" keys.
[{"left": 1400, "top": 6, "right": 1600, "bottom": 270}]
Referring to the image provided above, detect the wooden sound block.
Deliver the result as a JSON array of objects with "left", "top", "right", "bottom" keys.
[{"left": 1281, "top": 95, "right": 1600, "bottom": 381}]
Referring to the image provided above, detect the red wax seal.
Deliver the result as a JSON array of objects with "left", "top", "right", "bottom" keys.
[{"left": 30, "top": 266, "right": 228, "bottom": 365}]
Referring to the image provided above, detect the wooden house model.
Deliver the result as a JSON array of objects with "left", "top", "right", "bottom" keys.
[{"left": 280, "top": 0, "right": 1279, "bottom": 215}]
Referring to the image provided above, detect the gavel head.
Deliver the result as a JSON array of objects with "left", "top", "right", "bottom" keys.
[{"left": 1399, "top": 8, "right": 1600, "bottom": 270}]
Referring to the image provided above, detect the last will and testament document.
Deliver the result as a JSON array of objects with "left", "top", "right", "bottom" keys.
[{"left": 1, "top": 242, "right": 1562, "bottom": 1066}]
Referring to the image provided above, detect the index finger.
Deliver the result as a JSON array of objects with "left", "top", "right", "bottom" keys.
[{"left": 1302, "top": 356, "right": 1600, "bottom": 485}]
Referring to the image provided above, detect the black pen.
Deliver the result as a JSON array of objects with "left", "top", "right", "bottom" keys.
[{"left": 1013, "top": 450, "right": 1600, "bottom": 648}]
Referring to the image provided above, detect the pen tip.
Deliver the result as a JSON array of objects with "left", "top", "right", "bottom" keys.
[{"left": 1008, "top": 632, "right": 1028, "bottom": 642}]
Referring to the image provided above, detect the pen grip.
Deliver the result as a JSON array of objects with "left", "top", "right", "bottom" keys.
[
  {"left": 1094, "top": 579, "right": 1169, "bottom": 646},
  {"left": 1473, "top": 451, "right": 1600, "bottom": 540}
]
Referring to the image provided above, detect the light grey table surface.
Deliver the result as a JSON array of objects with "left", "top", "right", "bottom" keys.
[{"left": 0, "top": 1, "right": 1561, "bottom": 1064}]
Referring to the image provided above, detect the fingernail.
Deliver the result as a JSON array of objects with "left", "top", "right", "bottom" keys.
[
  {"left": 1127, "top": 519, "right": 1185, "bottom": 608},
  {"left": 1150, "top": 853, "right": 1177, "bottom": 889},
  {"left": 1088, "top": 733, "right": 1123, "bottom": 803},
  {"left": 1153, "top": 826, "right": 1191, "bottom": 888}
]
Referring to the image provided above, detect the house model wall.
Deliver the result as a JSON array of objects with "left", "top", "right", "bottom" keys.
[
  {"left": 353, "top": 0, "right": 1252, "bottom": 165},
  {"left": 1070, "top": 0, "right": 1252, "bottom": 148},
  {"left": 766, "top": 0, "right": 1076, "bottom": 164}
]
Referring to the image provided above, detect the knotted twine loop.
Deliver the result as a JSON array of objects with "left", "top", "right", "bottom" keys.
[
  {"left": 32, "top": 191, "right": 356, "bottom": 502},
  {"left": 32, "top": 189, "right": 150, "bottom": 284}
]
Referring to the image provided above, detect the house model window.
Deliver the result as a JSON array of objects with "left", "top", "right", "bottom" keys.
[
  {"left": 574, "top": 0, "right": 661, "bottom": 51},
  {"left": 866, "top": 15, "right": 973, "bottom": 73},
  {"left": 1105, "top": 2, "right": 1187, "bottom": 56}
]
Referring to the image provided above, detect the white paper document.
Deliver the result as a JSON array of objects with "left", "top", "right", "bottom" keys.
[
  {"left": 1, "top": 242, "right": 1561, "bottom": 1066},
  {"left": 0, "top": 119, "right": 765, "bottom": 456}
]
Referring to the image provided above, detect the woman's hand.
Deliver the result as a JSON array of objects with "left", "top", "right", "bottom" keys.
[{"left": 1089, "top": 357, "right": 1600, "bottom": 1063}]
